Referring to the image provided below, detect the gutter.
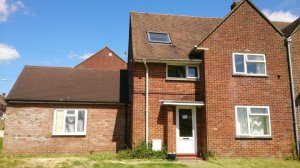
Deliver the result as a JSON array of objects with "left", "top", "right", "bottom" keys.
[
  {"left": 6, "top": 100, "right": 127, "bottom": 105},
  {"left": 135, "top": 58, "right": 202, "bottom": 64},
  {"left": 143, "top": 59, "right": 149, "bottom": 147},
  {"left": 285, "top": 37, "right": 300, "bottom": 157}
]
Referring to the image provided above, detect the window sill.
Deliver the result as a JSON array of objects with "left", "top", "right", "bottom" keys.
[
  {"left": 235, "top": 135, "right": 272, "bottom": 139},
  {"left": 165, "top": 78, "right": 200, "bottom": 81},
  {"left": 52, "top": 133, "right": 86, "bottom": 136},
  {"left": 232, "top": 74, "right": 268, "bottom": 78}
]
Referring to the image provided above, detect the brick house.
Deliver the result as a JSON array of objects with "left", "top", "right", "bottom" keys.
[
  {"left": 128, "top": 0, "right": 300, "bottom": 157},
  {"left": 3, "top": 0, "right": 300, "bottom": 158},
  {"left": 75, "top": 47, "right": 127, "bottom": 70},
  {"left": 4, "top": 47, "right": 129, "bottom": 154}
]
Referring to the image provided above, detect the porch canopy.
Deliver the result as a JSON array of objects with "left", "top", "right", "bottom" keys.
[{"left": 160, "top": 100, "right": 204, "bottom": 106}]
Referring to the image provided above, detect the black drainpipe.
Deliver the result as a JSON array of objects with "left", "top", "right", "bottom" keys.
[{"left": 286, "top": 37, "right": 299, "bottom": 157}]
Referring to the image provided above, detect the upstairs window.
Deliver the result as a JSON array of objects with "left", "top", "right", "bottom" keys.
[
  {"left": 148, "top": 32, "right": 171, "bottom": 44},
  {"left": 53, "top": 109, "right": 87, "bottom": 136},
  {"left": 233, "top": 53, "right": 266, "bottom": 76},
  {"left": 167, "top": 65, "right": 199, "bottom": 79},
  {"left": 235, "top": 106, "right": 271, "bottom": 137}
]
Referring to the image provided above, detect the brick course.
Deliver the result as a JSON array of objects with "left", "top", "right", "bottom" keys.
[{"left": 3, "top": 103, "right": 126, "bottom": 154}]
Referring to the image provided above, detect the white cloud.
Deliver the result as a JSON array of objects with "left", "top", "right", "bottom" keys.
[
  {"left": 0, "top": 43, "right": 20, "bottom": 63},
  {"left": 0, "top": 0, "right": 25, "bottom": 22},
  {"left": 68, "top": 52, "right": 93, "bottom": 60},
  {"left": 262, "top": 9, "right": 298, "bottom": 22}
]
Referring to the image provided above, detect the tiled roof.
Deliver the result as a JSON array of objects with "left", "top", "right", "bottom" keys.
[
  {"left": 130, "top": 12, "right": 290, "bottom": 60},
  {"left": 6, "top": 66, "right": 128, "bottom": 103},
  {"left": 282, "top": 18, "right": 300, "bottom": 37}
]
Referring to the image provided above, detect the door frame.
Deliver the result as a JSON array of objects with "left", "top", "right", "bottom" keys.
[{"left": 176, "top": 106, "right": 197, "bottom": 154}]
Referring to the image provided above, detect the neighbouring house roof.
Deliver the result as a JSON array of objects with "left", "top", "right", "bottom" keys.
[
  {"left": 6, "top": 66, "right": 128, "bottom": 104},
  {"left": 75, "top": 47, "right": 127, "bottom": 70},
  {"left": 130, "top": 7, "right": 290, "bottom": 61},
  {"left": 282, "top": 18, "right": 300, "bottom": 37}
]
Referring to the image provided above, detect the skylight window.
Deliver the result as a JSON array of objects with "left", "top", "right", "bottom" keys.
[{"left": 147, "top": 32, "right": 171, "bottom": 44}]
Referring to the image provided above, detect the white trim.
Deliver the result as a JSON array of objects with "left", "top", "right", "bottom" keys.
[
  {"left": 161, "top": 100, "right": 204, "bottom": 106},
  {"left": 235, "top": 105, "right": 272, "bottom": 138},
  {"left": 52, "top": 109, "right": 87, "bottom": 136},
  {"left": 176, "top": 106, "right": 197, "bottom": 154},
  {"left": 232, "top": 53, "right": 267, "bottom": 76},
  {"left": 147, "top": 32, "right": 172, "bottom": 44},
  {"left": 166, "top": 64, "right": 200, "bottom": 79}
]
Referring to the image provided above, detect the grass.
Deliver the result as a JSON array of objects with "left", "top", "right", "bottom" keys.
[{"left": 0, "top": 138, "right": 299, "bottom": 167}]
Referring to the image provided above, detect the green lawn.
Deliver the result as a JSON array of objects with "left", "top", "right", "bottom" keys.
[{"left": 0, "top": 138, "right": 300, "bottom": 168}]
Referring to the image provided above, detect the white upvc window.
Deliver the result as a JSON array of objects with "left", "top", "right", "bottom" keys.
[
  {"left": 235, "top": 106, "right": 271, "bottom": 138},
  {"left": 166, "top": 64, "right": 199, "bottom": 79},
  {"left": 233, "top": 53, "right": 267, "bottom": 76},
  {"left": 53, "top": 109, "right": 87, "bottom": 136}
]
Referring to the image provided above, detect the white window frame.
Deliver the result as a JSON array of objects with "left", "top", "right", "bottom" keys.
[
  {"left": 52, "top": 109, "right": 87, "bottom": 136},
  {"left": 235, "top": 106, "right": 272, "bottom": 138},
  {"left": 166, "top": 64, "right": 200, "bottom": 80},
  {"left": 232, "top": 53, "right": 267, "bottom": 76},
  {"left": 147, "top": 32, "right": 172, "bottom": 44}
]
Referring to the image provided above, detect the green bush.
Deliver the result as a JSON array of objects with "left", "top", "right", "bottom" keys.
[
  {"left": 117, "top": 142, "right": 167, "bottom": 159},
  {"left": 202, "top": 151, "right": 215, "bottom": 161}
]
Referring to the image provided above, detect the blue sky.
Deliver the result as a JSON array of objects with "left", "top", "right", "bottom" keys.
[{"left": 0, "top": 0, "right": 299, "bottom": 94}]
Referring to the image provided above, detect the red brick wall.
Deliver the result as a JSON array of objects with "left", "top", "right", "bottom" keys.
[
  {"left": 291, "top": 29, "right": 300, "bottom": 141},
  {"left": 130, "top": 62, "right": 206, "bottom": 153},
  {"left": 76, "top": 47, "right": 127, "bottom": 70},
  {"left": 3, "top": 103, "right": 126, "bottom": 154},
  {"left": 200, "top": 1, "right": 293, "bottom": 157}
]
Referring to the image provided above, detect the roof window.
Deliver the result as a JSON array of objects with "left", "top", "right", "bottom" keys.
[{"left": 147, "top": 32, "right": 171, "bottom": 44}]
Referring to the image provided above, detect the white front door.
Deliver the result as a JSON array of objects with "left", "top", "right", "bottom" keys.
[{"left": 176, "top": 106, "right": 197, "bottom": 154}]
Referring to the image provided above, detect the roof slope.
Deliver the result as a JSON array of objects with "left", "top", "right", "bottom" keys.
[
  {"left": 75, "top": 47, "right": 127, "bottom": 70},
  {"left": 130, "top": 11, "right": 290, "bottom": 60},
  {"left": 282, "top": 18, "right": 300, "bottom": 37},
  {"left": 6, "top": 66, "right": 128, "bottom": 103},
  {"left": 130, "top": 12, "right": 221, "bottom": 60}
]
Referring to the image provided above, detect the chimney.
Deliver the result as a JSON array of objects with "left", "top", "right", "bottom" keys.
[
  {"left": 1, "top": 93, "right": 5, "bottom": 97},
  {"left": 231, "top": 0, "right": 240, "bottom": 10}
]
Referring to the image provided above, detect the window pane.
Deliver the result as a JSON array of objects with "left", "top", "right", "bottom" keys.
[
  {"left": 237, "top": 108, "right": 249, "bottom": 135},
  {"left": 65, "top": 116, "right": 76, "bottom": 133},
  {"left": 179, "top": 109, "right": 193, "bottom": 137},
  {"left": 148, "top": 32, "right": 171, "bottom": 43},
  {"left": 67, "top": 110, "right": 75, "bottom": 115},
  {"left": 250, "top": 116, "right": 270, "bottom": 136},
  {"left": 188, "top": 67, "right": 198, "bottom": 77},
  {"left": 168, "top": 65, "right": 186, "bottom": 78},
  {"left": 55, "top": 110, "right": 64, "bottom": 133},
  {"left": 250, "top": 108, "right": 268, "bottom": 114},
  {"left": 247, "top": 55, "right": 264, "bottom": 61},
  {"left": 77, "top": 110, "right": 85, "bottom": 132},
  {"left": 247, "top": 63, "right": 265, "bottom": 74},
  {"left": 234, "top": 55, "right": 245, "bottom": 73}
]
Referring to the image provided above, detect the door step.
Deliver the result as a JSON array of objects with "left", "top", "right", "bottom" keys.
[{"left": 177, "top": 154, "right": 202, "bottom": 160}]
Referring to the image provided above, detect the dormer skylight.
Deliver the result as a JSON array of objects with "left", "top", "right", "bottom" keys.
[{"left": 147, "top": 32, "right": 172, "bottom": 44}]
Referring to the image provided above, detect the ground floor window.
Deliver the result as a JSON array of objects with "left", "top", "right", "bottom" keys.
[
  {"left": 235, "top": 106, "right": 271, "bottom": 137},
  {"left": 53, "top": 109, "right": 87, "bottom": 135}
]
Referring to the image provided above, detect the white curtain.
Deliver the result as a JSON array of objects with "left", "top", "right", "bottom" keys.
[{"left": 237, "top": 108, "right": 249, "bottom": 134}]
